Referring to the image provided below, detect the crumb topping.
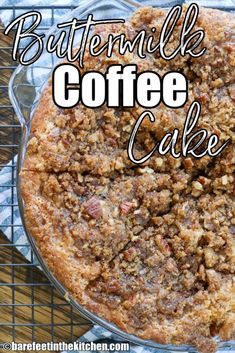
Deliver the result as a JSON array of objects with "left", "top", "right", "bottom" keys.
[{"left": 20, "top": 6, "right": 235, "bottom": 353}]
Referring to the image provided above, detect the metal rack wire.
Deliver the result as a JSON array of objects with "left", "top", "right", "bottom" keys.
[
  {"left": 0, "top": 1, "right": 234, "bottom": 349},
  {"left": 0, "top": 5, "right": 91, "bottom": 347}
]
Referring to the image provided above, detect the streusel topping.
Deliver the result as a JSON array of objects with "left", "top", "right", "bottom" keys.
[{"left": 21, "top": 6, "right": 235, "bottom": 353}]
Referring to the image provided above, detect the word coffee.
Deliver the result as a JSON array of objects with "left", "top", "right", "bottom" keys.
[{"left": 53, "top": 64, "right": 187, "bottom": 109}]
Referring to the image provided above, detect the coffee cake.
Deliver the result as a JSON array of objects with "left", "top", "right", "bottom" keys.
[{"left": 20, "top": 6, "right": 235, "bottom": 352}]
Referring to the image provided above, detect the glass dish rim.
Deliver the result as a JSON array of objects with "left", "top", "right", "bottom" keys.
[{"left": 8, "top": 0, "right": 235, "bottom": 351}]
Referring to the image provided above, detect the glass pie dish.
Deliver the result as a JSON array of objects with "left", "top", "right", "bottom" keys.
[{"left": 9, "top": 0, "right": 235, "bottom": 352}]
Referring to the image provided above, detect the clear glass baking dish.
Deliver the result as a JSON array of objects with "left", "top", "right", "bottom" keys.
[{"left": 9, "top": 0, "right": 235, "bottom": 351}]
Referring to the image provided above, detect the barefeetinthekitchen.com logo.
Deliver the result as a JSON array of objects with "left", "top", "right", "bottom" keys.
[
  {"left": 1, "top": 341, "right": 130, "bottom": 351},
  {"left": 3, "top": 4, "right": 230, "bottom": 164}
]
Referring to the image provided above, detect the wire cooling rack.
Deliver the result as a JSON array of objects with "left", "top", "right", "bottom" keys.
[
  {"left": 0, "top": 5, "right": 91, "bottom": 347},
  {"left": 0, "top": 1, "right": 235, "bottom": 350}
]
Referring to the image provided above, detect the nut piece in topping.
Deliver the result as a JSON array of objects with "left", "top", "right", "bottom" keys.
[{"left": 82, "top": 196, "right": 102, "bottom": 219}]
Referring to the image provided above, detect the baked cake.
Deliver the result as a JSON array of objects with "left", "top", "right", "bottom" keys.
[{"left": 20, "top": 6, "right": 235, "bottom": 353}]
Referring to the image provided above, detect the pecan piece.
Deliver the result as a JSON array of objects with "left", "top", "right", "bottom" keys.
[
  {"left": 82, "top": 196, "right": 102, "bottom": 219},
  {"left": 120, "top": 201, "right": 133, "bottom": 214}
]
